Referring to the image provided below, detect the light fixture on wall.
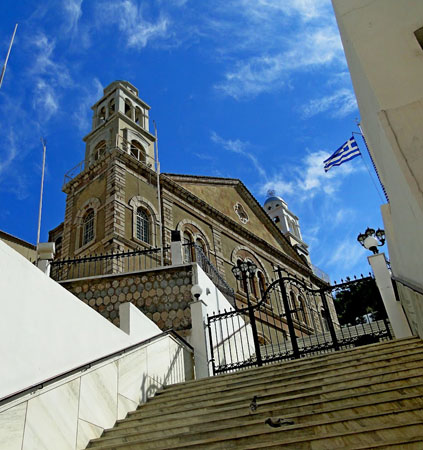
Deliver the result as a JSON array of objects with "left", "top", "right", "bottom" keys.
[
  {"left": 357, "top": 227, "right": 385, "bottom": 254},
  {"left": 191, "top": 284, "right": 203, "bottom": 301}
]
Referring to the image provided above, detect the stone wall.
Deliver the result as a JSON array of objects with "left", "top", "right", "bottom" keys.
[{"left": 62, "top": 265, "right": 194, "bottom": 334}]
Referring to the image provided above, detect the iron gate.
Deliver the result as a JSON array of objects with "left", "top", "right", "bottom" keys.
[{"left": 207, "top": 267, "right": 391, "bottom": 375}]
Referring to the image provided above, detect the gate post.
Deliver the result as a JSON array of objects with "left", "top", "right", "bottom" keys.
[
  {"left": 277, "top": 267, "right": 300, "bottom": 359},
  {"left": 319, "top": 289, "right": 340, "bottom": 351}
]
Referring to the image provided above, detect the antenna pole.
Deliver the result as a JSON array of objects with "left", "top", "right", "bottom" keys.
[
  {"left": 37, "top": 138, "right": 47, "bottom": 248},
  {"left": 0, "top": 23, "right": 18, "bottom": 89},
  {"left": 154, "top": 121, "right": 164, "bottom": 266}
]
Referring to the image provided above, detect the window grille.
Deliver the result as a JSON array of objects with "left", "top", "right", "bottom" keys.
[
  {"left": 136, "top": 208, "right": 150, "bottom": 243},
  {"left": 82, "top": 210, "right": 94, "bottom": 245}
]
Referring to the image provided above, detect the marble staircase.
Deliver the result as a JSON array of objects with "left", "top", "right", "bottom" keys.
[{"left": 87, "top": 337, "right": 423, "bottom": 449}]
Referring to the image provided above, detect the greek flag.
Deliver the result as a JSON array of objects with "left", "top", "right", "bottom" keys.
[{"left": 323, "top": 136, "right": 361, "bottom": 172}]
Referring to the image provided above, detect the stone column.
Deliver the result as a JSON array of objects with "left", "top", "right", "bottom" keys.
[
  {"left": 189, "top": 299, "right": 210, "bottom": 379},
  {"left": 170, "top": 230, "right": 183, "bottom": 266},
  {"left": 368, "top": 252, "right": 412, "bottom": 338},
  {"left": 37, "top": 242, "right": 56, "bottom": 276},
  {"left": 162, "top": 197, "right": 174, "bottom": 248}
]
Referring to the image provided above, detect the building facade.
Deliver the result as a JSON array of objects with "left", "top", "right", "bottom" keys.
[
  {"left": 332, "top": 0, "right": 423, "bottom": 337},
  {"left": 49, "top": 80, "right": 336, "bottom": 340}
]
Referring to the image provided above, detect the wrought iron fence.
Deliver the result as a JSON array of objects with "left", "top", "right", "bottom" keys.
[
  {"left": 207, "top": 267, "right": 392, "bottom": 375},
  {"left": 183, "top": 242, "right": 235, "bottom": 300},
  {"left": 50, "top": 246, "right": 170, "bottom": 281}
]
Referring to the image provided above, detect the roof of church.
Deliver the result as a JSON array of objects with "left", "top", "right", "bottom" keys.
[
  {"left": 264, "top": 195, "right": 284, "bottom": 205},
  {"left": 162, "top": 172, "right": 310, "bottom": 272}
]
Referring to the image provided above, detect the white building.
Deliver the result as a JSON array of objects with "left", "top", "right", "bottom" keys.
[
  {"left": 332, "top": 0, "right": 423, "bottom": 336},
  {"left": 263, "top": 192, "right": 311, "bottom": 265}
]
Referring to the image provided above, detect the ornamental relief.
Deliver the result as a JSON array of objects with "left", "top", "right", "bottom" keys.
[{"left": 234, "top": 202, "right": 249, "bottom": 224}]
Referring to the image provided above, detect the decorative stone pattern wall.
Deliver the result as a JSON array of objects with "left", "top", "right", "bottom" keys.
[{"left": 62, "top": 265, "right": 194, "bottom": 333}]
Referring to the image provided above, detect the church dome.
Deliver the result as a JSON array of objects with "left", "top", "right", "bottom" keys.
[
  {"left": 264, "top": 196, "right": 284, "bottom": 206},
  {"left": 263, "top": 191, "right": 287, "bottom": 211}
]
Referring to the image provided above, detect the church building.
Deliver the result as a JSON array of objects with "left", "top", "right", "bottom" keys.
[{"left": 48, "top": 80, "right": 335, "bottom": 339}]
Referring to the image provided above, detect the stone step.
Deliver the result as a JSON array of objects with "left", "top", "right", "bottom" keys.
[
  {"left": 160, "top": 338, "right": 422, "bottom": 396},
  {"left": 149, "top": 351, "right": 423, "bottom": 407},
  {"left": 128, "top": 369, "right": 423, "bottom": 419},
  {"left": 352, "top": 437, "right": 423, "bottom": 449},
  {"left": 97, "top": 392, "right": 423, "bottom": 443},
  {"left": 86, "top": 338, "right": 423, "bottom": 450},
  {"left": 88, "top": 406, "right": 423, "bottom": 449},
  {"left": 116, "top": 380, "right": 423, "bottom": 433}
]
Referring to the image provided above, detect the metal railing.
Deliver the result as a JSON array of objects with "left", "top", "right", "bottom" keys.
[
  {"left": 50, "top": 246, "right": 170, "bottom": 281},
  {"left": 183, "top": 242, "right": 235, "bottom": 300},
  {"left": 63, "top": 135, "right": 157, "bottom": 186}
]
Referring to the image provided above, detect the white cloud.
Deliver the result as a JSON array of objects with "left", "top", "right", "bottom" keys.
[
  {"left": 99, "top": 0, "right": 169, "bottom": 49},
  {"left": 207, "top": 0, "right": 343, "bottom": 99},
  {"left": 241, "top": 0, "right": 331, "bottom": 22},
  {"left": 28, "top": 33, "right": 72, "bottom": 122},
  {"left": 259, "top": 148, "right": 360, "bottom": 201},
  {"left": 327, "top": 238, "right": 367, "bottom": 271},
  {"left": 302, "top": 88, "right": 357, "bottom": 118},
  {"left": 210, "top": 131, "right": 267, "bottom": 178},
  {"left": 0, "top": 133, "right": 17, "bottom": 177},
  {"left": 62, "top": 0, "right": 84, "bottom": 34},
  {"left": 33, "top": 80, "right": 59, "bottom": 121},
  {"left": 72, "top": 78, "right": 104, "bottom": 132}
]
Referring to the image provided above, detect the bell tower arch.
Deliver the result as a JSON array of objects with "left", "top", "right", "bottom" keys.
[{"left": 83, "top": 80, "right": 156, "bottom": 169}]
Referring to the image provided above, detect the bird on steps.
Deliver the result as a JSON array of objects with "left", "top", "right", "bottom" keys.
[
  {"left": 250, "top": 395, "right": 258, "bottom": 412},
  {"left": 265, "top": 417, "right": 295, "bottom": 428}
]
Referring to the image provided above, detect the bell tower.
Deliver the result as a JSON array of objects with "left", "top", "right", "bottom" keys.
[
  {"left": 83, "top": 80, "right": 156, "bottom": 169},
  {"left": 264, "top": 190, "right": 311, "bottom": 265},
  {"left": 58, "top": 81, "right": 161, "bottom": 262}
]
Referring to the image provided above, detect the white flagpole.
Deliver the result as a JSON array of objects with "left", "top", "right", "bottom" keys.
[
  {"left": 37, "top": 138, "right": 47, "bottom": 248},
  {"left": 0, "top": 23, "right": 18, "bottom": 89}
]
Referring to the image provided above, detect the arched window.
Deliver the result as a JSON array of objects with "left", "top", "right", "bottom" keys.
[
  {"left": 108, "top": 99, "right": 115, "bottom": 116},
  {"left": 298, "top": 295, "right": 307, "bottom": 325},
  {"left": 130, "top": 140, "right": 146, "bottom": 163},
  {"left": 124, "top": 99, "right": 132, "bottom": 118},
  {"left": 98, "top": 106, "right": 106, "bottom": 124},
  {"left": 236, "top": 259, "right": 248, "bottom": 293},
  {"left": 135, "top": 107, "right": 143, "bottom": 126},
  {"left": 195, "top": 238, "right": 207, "bottom": 259},
  {"left": 257, "top": 271, "right": 266, "bottom": 298},
  {"left": 183, "top": 231, "right": 194, "bottom": 262},
  {"left": 136, "top": 208, "right": 150, "bottom": 243},
  {"left": 94, "top": 140, "right": 106, "bottom": 161},
  {"left": 82, "top": 209, "right": 95, "bottom": 246}
]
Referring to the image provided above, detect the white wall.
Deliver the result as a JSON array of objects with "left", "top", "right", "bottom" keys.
[
  {"left": 0, "top": 240, "right": 162, "bottom": 399},
  {"left": 192, "top": 265, "right": 254, "bottom": 371},
  {"left": 0, "top": 333, "right": 192, "bottom": 450},
  {"left": 332, "top": 0, "right": 423, "bottom": 334}
]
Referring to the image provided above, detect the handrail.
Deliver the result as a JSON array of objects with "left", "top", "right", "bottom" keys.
[
  {"left": 183, "top": 242, "right": 235, "bottom": 299},
  {"left": 50, "top": 246, "right": 171, "bottom": 281},
  {"left": 0, "top": 329, "right": 192, "bottom": 407},
  {"left": 392, "top": 275, "right": 423, "bottom": 297}
]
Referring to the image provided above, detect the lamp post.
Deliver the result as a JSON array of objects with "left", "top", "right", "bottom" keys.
[
  {"left": 231, "top": 261, "right": 263, "bottom": 366},
  {"left": 357, "top": 227, "right": 385, "bottom": 254},
  {"left": 357, "top": 227, "right": 412, "bottom": 339}
]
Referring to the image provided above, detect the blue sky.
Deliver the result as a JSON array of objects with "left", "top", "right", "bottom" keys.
[{"left": 0, "top": 0, "right": 387, "bottom": 283}]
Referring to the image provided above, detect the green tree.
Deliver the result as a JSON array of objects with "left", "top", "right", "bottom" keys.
[{"left": 333, "top": 278, "right": 387, "bottom": 326}]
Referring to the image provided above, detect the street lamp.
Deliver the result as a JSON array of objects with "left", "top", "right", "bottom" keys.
[
  {"left": 231, "top": 260, "right": 262, "bottom": 366},
  {"left": 231, "top": 261, "right": 257, "bottom": 304},
  {"left": 357, "top": 227, "right": 386, "bottom": 254},
  {"left": 191, "top": 284, "right": 203, "bottom": 301}
]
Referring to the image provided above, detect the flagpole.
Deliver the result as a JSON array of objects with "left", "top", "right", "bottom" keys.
[
  {"left": 0, "top": 23, "right": 18, "bottom": 89},
  {"left": 37, "top": 138, "right": 47, "bottom": 249},
  {"left": 353, "top": 123, "right": 389, "bottom": 203}
]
